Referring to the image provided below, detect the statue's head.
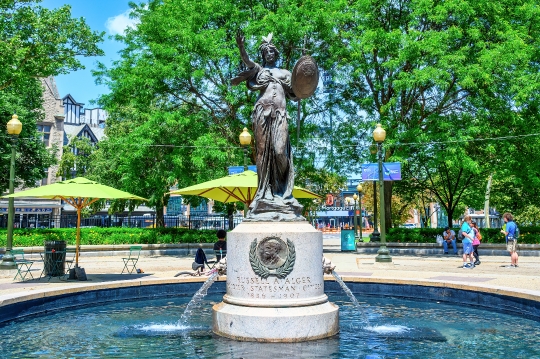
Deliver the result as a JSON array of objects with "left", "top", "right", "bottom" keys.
[{"left": 259, "top": 33, "right": 279, "bottom": 66}]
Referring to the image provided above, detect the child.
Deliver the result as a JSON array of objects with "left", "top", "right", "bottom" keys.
[{"left": 471, "top": 221, "right": 481, "bottom": 265}]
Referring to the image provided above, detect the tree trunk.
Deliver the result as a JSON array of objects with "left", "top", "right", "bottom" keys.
[
  {"left": 156, "top": 205, "right": 165, "bottom": 228},
  {"left": 484, "top": 174, "right": 493, "bottom": 228},
  {"left": 447, "top": 205, "right": 454, "bottom": 228},
  {"left": 384, "top": 181, "right": 393, "bottom": 231}
]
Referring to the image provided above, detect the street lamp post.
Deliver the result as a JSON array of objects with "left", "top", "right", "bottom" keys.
[
  {"left": 357, "top": 183, "right": 363, "bottom": 241},
  {"left": 352, "top": 194, "right": 358, "bottom": 239},
  {"left": 239, "top": 127, "right": 252, "bottom": 171},
  {"left": 369, "top": 144, "right": 380, "bottom": 242},
  {"left": 323, "top": 71, "right": 334, "bottom": 172},
  {"left": 0, "top": 114, "right": 23, "bottom": 270},
  {"left": 239, "top": 127, "right": 252, "bottom": 218},
  {"left": 373, "top": 123, "right": 392, "bottom": 263}
]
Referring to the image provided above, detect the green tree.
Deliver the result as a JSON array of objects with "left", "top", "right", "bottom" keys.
[
  {"left": 325, "top": 0, "right": 540, "bottom": 229},
  {"left": 0, "top": 0, "right": 104, "bottom": 91},
  {"left": 0, "top": 0, "right": 104, "bottom": 193},
  {"left": 56, "top": 136, "right": 95, "bottom": 179},
  {"left": 93, "top": 0, "right": 540, "bottom": 229}
]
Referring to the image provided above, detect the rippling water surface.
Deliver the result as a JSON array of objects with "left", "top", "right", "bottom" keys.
[{"left": 1, "top": 293, "right": 539, "bottom": 359}]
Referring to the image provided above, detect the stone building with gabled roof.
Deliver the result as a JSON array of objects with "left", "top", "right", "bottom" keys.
[{"left": 0, "top": 80, "right": 109, "bottom": 229}]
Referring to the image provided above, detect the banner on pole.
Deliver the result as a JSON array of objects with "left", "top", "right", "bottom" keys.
[{"left": 361, "top": 162, "right": 401, "bottom": 181}]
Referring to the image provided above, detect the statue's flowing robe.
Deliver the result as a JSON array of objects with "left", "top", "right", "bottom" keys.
[{"left": 232, "top": 64, "right": 304, "bottom": 221}]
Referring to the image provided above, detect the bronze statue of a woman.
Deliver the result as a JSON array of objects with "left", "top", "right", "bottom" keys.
[{"left": 232, "top": 32, "right": 304, "bottom": 221}]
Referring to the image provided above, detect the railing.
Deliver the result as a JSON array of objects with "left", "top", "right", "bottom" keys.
[{"left": 0, "top": 214, "right": 244, "bottom": 230}]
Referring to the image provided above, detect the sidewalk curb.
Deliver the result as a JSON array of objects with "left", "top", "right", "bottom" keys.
[{"left": 2, "top": 242, "right": 539, "bottom": 257}]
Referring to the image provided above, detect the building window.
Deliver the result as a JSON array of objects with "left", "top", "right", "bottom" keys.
[{"left": 37, "top": 125, "right": 51, "bottom": 146}]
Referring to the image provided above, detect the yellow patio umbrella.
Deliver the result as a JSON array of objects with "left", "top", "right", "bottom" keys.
[
  {"left": 169, "top": 170, "right": 322, "bottom": 206},
  {"left": 2, "top": 177, "right": 147, "bottom": 267}
]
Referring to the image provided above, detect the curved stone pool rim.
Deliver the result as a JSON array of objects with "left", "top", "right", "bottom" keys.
[{"left": 1, "top": 276, "right": 539, "bottom": 325}]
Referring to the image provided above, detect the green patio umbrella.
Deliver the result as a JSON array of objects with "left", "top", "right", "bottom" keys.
[
  {"left": 169, "top": 170, "right": 322, "bottom": 206},
  {"left": 2, "top": 177, "right": 147, "bottom": 267}
]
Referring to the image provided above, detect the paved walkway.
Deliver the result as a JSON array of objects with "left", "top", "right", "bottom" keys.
[{"left": 1, "top": 246, "right": 538, "bottom": 306}]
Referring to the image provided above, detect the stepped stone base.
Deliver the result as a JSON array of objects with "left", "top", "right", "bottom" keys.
[{"left": 213, "top": 301, "right": 339, "bottom": 342}]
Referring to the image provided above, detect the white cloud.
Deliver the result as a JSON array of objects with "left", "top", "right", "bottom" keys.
[{"left": 105, "top": 9, "right": 139, "bottom": 36}]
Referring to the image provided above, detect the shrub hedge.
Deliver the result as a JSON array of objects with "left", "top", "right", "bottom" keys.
[
  {"left": 387, "top": 227, "right": 540, "bottom": 244},
  {"left": 0, "top": 227, "right": 217, "bottom": 247},
  {"left": 2, "top": 226, "right": 539, "bottom": 248}
]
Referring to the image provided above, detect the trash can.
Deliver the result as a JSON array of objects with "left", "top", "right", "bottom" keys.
[
  {"left": 44, "top": 240, "right": 66, "bottom": 276},
  {"left": 340, "top": 230, "right": 357, "bottom": 251}
]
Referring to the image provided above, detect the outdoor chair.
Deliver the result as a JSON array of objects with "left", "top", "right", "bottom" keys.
[
  {"left": 122, "top": 245, "right": 142, "bottom": 274},
  {"left": 11, "top": 249, "right": 34, "bottom": 281},
  {"left": 63, "top": 247, "right": 77, "bottom": 278}
]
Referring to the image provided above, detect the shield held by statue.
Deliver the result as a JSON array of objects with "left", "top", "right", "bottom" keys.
[{"left": 291, "top": 55, "right": 319, "bottom": 99}]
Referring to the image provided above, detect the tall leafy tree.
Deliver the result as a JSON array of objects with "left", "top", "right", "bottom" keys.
[
  {"left": 326, "top": 0, "right": 540, "bottom": 228},
  {"left": 93, "top": 0, "right": 347, "bottom": 225},
  {"left": 56, "top": 136, "right": 95, "bottom": 179},
  {"left": 0, "top": 0, "right": 104, "bottom": 91},
  {"left": 0, "top": 0, "right": 104, "bottom": 193},
  {"left": 93, "top": 0, "right": 540, "bottom": 228}
]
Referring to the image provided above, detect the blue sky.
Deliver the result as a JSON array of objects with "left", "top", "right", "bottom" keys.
[{"left": 40, "top": 0, "right": 140, "bottom": 107}]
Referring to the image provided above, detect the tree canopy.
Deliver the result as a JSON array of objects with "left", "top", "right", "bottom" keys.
[
  {"left": 93, "top": 0, "right": 540, "bottom": 226},
  {"left": 0, "top": 0, "right": 104, "bottom": 91},
  {"left": 0, "top": 0, "right": 104, "bottom": 193}
]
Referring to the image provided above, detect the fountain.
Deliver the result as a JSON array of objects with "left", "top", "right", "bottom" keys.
[
  {"left": 1, "top": 31, "right": 539, "bottom": 358},
  {"left": 2, "top": 291, "right": 540, "bottom": 358},
  {"left": 212, "top": 31, "right": 338, "bottom": 342},
  {"left": 213, "top": 222, "right": 339, "bottom": 341}
]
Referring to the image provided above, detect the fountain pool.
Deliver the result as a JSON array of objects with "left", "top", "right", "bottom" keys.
[{"left": 1, "top": 287, "right": 539, "bottom": 358}]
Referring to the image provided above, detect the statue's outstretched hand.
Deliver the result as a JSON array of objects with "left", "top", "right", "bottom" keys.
[{"left": 235, "top": 29, "right": 245, "bottom": 48}]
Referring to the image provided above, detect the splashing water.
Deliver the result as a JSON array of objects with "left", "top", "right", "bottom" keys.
[
  {"left": 331, "top": 271, "right": 361, "bottom": 309},
  {"left": 117, "top": 270, "right": 220, "bottom": 340},
  {"left": 179, "top": 270, "right": 219, "bottom": 325},
  {"left": 365, "top": 325, "right": 411, "bottom": 334},
  {"left": 175, "top": 270, "right": 220, "bottom": 358},
  {"left": 331, "top": 270, "right": 368, "bottom": 325},
  {"left": 331, "top": 271, "right": 415, "bottom": 334},
  {"left": 137, "top": 323, "right": 189, "bottom": 332}
]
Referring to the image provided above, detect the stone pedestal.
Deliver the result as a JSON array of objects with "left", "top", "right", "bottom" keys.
[{"left": 213, "top": 221, "right": 339, "bottom": 342}]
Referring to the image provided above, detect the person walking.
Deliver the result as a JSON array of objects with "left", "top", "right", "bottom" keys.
[
  {"left": 471, "top": 221, "right": 481, "bottom": 265},
  {"left": 501, "top": 212, "right": 519, "bottom": 267},
  {"left": 442, "top": 227, "right": 458, "bottom": 255},
  {"left": 460, "top": 215, "right": 475, "bottom": 269}
]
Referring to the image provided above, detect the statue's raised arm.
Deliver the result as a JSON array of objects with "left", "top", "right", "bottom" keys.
[{"left": 235, "top": 30, "right": 256, "bottom": 69}]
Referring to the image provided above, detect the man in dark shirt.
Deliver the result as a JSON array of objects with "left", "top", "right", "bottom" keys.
[{"left": 214, "top": 229, "right": 227, "bottom": 261}]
